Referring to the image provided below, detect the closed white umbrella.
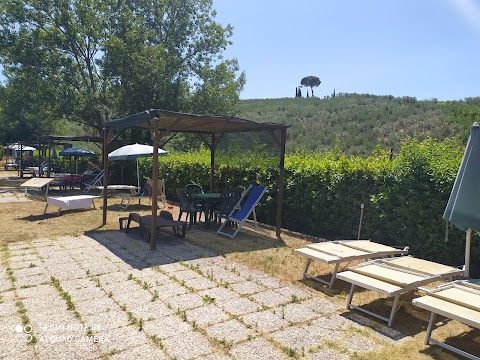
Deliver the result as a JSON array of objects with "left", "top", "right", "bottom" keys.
[
  {"left": 108, "top": 144, "right": 167, "bottom": 189},
  {"left": 443, "top": 122, "right": 480, "bottom": 277}
]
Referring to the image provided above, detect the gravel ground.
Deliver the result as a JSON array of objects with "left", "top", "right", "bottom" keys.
[{"left": 1, "top": 224, "right": 414, "bottom": 359}]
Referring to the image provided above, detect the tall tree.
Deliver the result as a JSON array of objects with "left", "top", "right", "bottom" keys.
[
  {"left": 0, "top": 0, "right": 245, "bottom": 140},
  {"left": 0, "top": 0, "right": 113, "bottom": 134},
  {"left": 300, "top": 76, "right": 321, "bottom": 97}
]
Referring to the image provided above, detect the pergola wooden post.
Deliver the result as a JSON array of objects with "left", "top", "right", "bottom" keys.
[
  {"left": 150, "top": 119, "right": 160, "bottom": 250},
  {"left": 210, "top": 134, "right": 215, "bottom": 193},
  {"left": 102, "top": 128, "right": 109, "bottom": 226},
  {"left": 276, "top": 128, "right": 287, "bottom": 237}
]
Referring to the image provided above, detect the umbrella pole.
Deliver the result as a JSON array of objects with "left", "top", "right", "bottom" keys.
[
  {"left": 465, "top": 228, "right": 471, "bottom": 277},
  {"left": 136, "top": 159, "right": 140, "bottom": 192}
]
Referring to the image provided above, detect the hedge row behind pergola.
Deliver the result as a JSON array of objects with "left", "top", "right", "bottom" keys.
[{"left": 103, "top": 109, "right": 289, "bottom": 250}]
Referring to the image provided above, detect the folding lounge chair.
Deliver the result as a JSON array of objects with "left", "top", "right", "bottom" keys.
[
  {"left": 216, "top": 185, "right": 267, "bottom": 239},
  {"left": 82, "top": 169, "right": 104, "bottom": 193},
  {"left": 147, "top": 179, "right": 167, "bottom": 208},
  {"left": 114, "top": 192, "right": 149, "bottom": 210},
  {"left": 114, "top": 179, "right": 165, "bottom": 210},
  {"left": 336, "top": 256, "right": 464, "bottom": 327},
  {"left": 412, "top": 279, "right": 480, "bottom": 360},
  {"left": 30, "top": 161, "right": 48, "bottom": 177},
  {"left": 294, "top": 240, "right": 409, "bottom": 288}
]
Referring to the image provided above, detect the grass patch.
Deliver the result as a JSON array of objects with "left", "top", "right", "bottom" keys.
[
  {"left": 217, "top": 338, "right": 233, "bottom": 350},
  {"left": 202, "top": 294, "right": 215, "bottom": 305},
  {"left": 51, "top": 276, "right": 76, "bottom": 311}
]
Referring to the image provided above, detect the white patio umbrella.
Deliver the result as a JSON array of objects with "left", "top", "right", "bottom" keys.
[
  {"left": 7, "top": 143, "right": 37, "bottom": 151},
  {"left": 7, "top": 143, "right": 37, "bottom": 161},
  {"left": 443, "top": 122, "right": 480, "bottom": 277},
  {"left": 108, "top": 144, "right": 167, "bottom": 189}
]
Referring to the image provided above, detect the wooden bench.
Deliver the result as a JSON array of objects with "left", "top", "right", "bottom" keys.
[{"left": 121, "top": 211, "right": 187, "bottom": 239}]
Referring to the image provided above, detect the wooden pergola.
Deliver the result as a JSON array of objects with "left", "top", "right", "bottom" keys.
[
  {"left": 103, "top": 109, "right": 289, "bottom": 250},
  {"left": 37, "top": 135, "right": 116, "bottom": 177}
]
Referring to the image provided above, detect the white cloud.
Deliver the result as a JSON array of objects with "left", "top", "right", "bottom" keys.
[{"left": 449, "top": 0, "right": 480, "bottom": 33}]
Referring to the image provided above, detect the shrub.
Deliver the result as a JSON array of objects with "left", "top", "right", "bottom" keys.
[{"left": 137, "top": 138, "right": 478, "bottom": 275}]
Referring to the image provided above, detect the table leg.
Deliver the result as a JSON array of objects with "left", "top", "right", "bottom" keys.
[
  {"left": 204, "top": 203, "right": 210, "bottom": 228},
  {"left": 179, "top": 223, "right": 186, "bottom": 237}
]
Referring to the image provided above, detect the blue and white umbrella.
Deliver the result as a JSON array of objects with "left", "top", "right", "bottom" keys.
[
  {"left": 443, "top": 122, "right": 480, "bottom": 277},
  {"left": 108, "top": 144, "right": 167, "bottom": 189},
  {"left": 59, "top": 147, "right": 96, "bottom": 173}
]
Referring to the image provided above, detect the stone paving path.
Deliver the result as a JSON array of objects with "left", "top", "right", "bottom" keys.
[
  {"left": 0, "top": 231, "right": 409, "bottom": 359},
  {"left": 0, "top": 188, "right": 30, "bottom": 203}
]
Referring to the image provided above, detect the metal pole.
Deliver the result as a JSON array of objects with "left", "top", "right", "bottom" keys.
[
  {"left": 465, "top": 228, "right": 471, "bottom": 277},
  {"left": 357, "top": 203, "right": 364, "bottom": 240}
]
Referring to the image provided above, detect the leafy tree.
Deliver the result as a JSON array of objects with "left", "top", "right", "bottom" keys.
[
  {"left": 235, "top": 94, "right": 461, "bottom": 155},
  {"left": 300, "top": 76, "right": 321, "bottom": 97},
  {"left": 0, "top": 75, "right": 63, "bottom": 143},
  {"left": 0, "top": 0, "right": 113, "bottom": 134},
  {"left": 0, "top": 0, "right": 245, "bottom": 141},
  {"left": 445, "top": 98, "right": 480, "bottom": 142}
]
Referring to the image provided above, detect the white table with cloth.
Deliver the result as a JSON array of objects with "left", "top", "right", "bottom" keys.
[{"left": 44, "top": 195, "right": 99, "bottom": 215}]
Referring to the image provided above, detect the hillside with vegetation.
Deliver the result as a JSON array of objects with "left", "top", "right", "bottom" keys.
[{"left": 234, "top": 94, "right": 480, "bottom": 155}]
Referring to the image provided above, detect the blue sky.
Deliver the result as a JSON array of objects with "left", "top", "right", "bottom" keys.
[{"left": 212, "top": 0, "right": 480, "bottom": 101}]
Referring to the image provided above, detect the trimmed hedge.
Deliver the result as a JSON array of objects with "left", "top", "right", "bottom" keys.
[{"left": 135, "top": 139, "right": 478, "bottom": 275}]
